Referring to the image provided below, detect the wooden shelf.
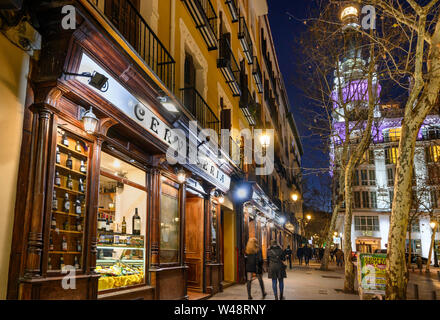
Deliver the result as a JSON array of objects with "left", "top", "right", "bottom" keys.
[
  {"left": 55, "top": 164, "right": 87, "bottom": 178},
  {"left": 54, "top": 185, "right": 85, "bottom": 196},
  {"left": 57, "top": 143, "right": 88, "bottom": 160},
  {"left": 49, "top": 251, "right": 81, "bottom": 255},
  {"left": 51, "top": 229, "right": 83, "bottom": 235},
  {"left": 53, "top": 211, "right": 82, "bottom": 218},
  {"left": 99, "top": 208, "right": 115, "bottom": 213}
]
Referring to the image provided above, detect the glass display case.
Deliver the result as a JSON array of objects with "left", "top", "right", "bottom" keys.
[{"left": 96, "top": 152, "right": 147, "bottom": 291}]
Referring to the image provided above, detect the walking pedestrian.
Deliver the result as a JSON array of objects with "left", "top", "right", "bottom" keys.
[
  {"left": 335, "top": 249, "right": 344, "bottom": 267},
  {"left": 319, "top": 248, "right": 324, "bottom": 262},
  {"left": 245, "top": 238, "right": 267, "bottom": 300},
  {"left": 284, "top": 245, "right": 293, "bottom": 269},
  {"left": 296, "top": 245, "right": 304, "bottom": 265},
  {"left": 268, "top": 240, "right": 287, "bottom": 300},
  {"left": 330, "top": 248, "right": 335, "bottom": 262},
  {"left": 304, "top": 244, "right": 312, "bottom": 266}
]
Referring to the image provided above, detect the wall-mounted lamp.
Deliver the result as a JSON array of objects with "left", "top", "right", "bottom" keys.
[
  {"left": 177, "top": 168, "right": 187, "bottom": 184},
  {"left": 306, "top": 214, "right": 312, "bottom": 221},
  {"left": 430, "top": 221, "right": 437, "bottom": 230},
  {"left": 64, "top": 71, "right": 109, "bottom": 92},
  {"left": 158, "top": 96, "right": 179, "bottom": 113},
  {"left": 218, "top": 194, "right": 225, "bottom": 204},
  {"left": 291, "top": 193, "right": 299, "bottom": 202},
  {"left": 260, "top": 132, "right": 271, "bottom": 149},
  {"left": 81, "top": 107, "right": 99, "bottom": 134}
]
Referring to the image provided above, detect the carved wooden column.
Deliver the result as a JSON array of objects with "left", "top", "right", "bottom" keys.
[
  {"left": 24, "top": 105, "right": 53, "bottom": 278},
  {"left": 148, "top": 167, "right": 162, "bottom": 269}
]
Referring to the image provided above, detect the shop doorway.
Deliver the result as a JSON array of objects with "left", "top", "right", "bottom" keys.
[
  {"left": 356, "top": 238, "right": 381, "bottom": 253},
  {"left": 185, "top": 193, "right": 205, "bottom": 293},
  {"left": 221, "top": 208, "right": 236, "bottom": 284}
]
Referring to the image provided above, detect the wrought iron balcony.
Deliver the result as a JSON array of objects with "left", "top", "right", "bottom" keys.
[
  {"left": 238, "top": 16, "right": 253, "bottom": 64},
  {"left": 239, "top": 86, "right": 258, "bottom": 126},
  {"left": 225, "top": 0, "right": 239, "bottom": 23},
  {"left": 181, "top": 0, "right": 218, "bottom": 50},
  {"left": 252, "top": 56, "right": 263, "bottom": 93},
  {"left": 180, "top": 87, "right": 220, "bottom": 136},
  {"left": 217, "top": 36, "right": 242, "bottom": 96},
  {"left": 89, "top": 0, "right": 175, "bottom": 91}
]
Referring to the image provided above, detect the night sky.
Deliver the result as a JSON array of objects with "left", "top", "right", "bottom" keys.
[{"left": 267, "top": 1, "right": 328, "bottom": 200}]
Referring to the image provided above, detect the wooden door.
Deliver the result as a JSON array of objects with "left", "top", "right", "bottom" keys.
[{"left": 185, "top": 196, "right": 204, "bottom": 292}]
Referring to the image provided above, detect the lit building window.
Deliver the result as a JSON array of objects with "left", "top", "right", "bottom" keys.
[
  {"left": 385, "top": 147, "right": 398, "bottom": 164},
  {"left": 354, "top": 216, "right": 380, "bottom": 231}
]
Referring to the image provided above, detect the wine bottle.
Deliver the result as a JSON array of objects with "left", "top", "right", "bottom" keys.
[
  {"left": 51, "top": 215, "right": 57, "bottom": 229},
  {"left": 74, "top": 256, "right": 80, "bottom": 269},
  {"left": 76, "top": 217, "right": 82, "bottom": 232},
  {"left": 132, "top": 208, "right": 141, "bottom": 235},
  {"left": 49, "top": 235, "right": 54, "bottom": 251},
  {"left": 52, "top": 190, "right": 58, "bottom": 210},
  {"left": 62, "top": 236, "right": 68, "bottom": 251},
  {"left": 55, "top": 171, "right": 61, "bottom": 186},
  {"left": 80, "top": 160, "right": 87, "bottom": 173},
  {"left": 63, "top": 193, "right": 70, "bottom": 213},
  {"left": 79, "top": 178, "right": 85, "bottom": 193},
  {"left": 75, "top": 141, "right": 82, "bottom": 152},
  {"left": 105, "top": 214, "right": 110, "bottom": 232},
  {"left": 66, "top": 174, "right": 73, "bottom": 190},
  {"left": 122, "top": 216, "right": 127, "bottom": 234},
  {"left": 109, "top": 216, "right": 114, "bottom": 233},
  {"left": 66, "top": 152, "right": 73, "bottom": 169},
  {"left": 60, "top": 256, "right": 65, "bottom": 270},
  {"left": 76, "top": 240, "right": 82, "bottom": 252},
  {"left": 62, "top": 133, "right": 69, "bottom": 146},
  {"left": 75, "top": 199, "right": 82, "bottom": 215},
  {"left": 97, "top": 213, "right": 104, "bottom": 232},
  {"left": 56, "top": 146, "right": 61, "bottom": 164},
  {"left": 63, "top": 219, "right": 69, "bottom": 231}
]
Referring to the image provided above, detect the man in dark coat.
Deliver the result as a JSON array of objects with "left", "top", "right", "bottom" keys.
[
  {"left": 296, "top": 246, "right": 304, "bottom": 265},
  {"left": 303, "top": 244, "right": 313, "bottom": 266},
  {"left": 284, "top": 245, "right": 293, "bottom": 269},
  {"left": 268, "top": 240, "right": 287, "bottom": 300}
]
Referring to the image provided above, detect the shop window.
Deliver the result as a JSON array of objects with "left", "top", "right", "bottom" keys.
[
  {"left": 160, "top": 179, "right": 180, "bottom": 264},
  {"left": 96, "top": 152, "right": 147, "bottom": 292},
  {"left": 406, "top": 239, "right": 422, "bottom": 255}
]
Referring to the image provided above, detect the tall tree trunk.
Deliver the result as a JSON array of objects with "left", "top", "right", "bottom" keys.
[
  {"left": 426, "top": 225, "right": 437, "bottom": 272},
  {"left": 320, "top": 203, "right": 340, "bottom": 271},
  {"left": 386, "top": 123, "right": 418, "bottom": 300},
  {"left": 343, "top": 163, "right": 355, "bottom": 293},
  {"left": 407, "top": 230, "right": 412, "bottom": 271}
]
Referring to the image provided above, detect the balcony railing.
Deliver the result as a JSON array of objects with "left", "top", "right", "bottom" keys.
[
  {"left": 252, "top": 56, "right": 263, "bottom": 93},
  {"left": 240, "top": 86, "right": 258, "bottom": 126},
  {"left": 268, "top": 97, "right": 279, "bottom": 128},
  {"left": 89, "top": 0, "right": 175, "bottom": 91},
  {"left": 180, "top": 87, "right": 220, "bottom": 136},
  {"left": 238, "top": 16, "right": 253, "bottom": 64},
  {"left": 217, "top": 36, "right": 241, "bottom": 96},
  {"left": 181, "top": 0, "right": 218, "bottom": 50},
  {"left": 225, "top": 0, "right": 239, "bottom": 23}
]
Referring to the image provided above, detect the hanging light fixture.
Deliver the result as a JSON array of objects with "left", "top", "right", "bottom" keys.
[
  {"left": 218, "top": 194, "right": 225, "bottom": 204},
  {"left": 260, "top": 131, "right": 271, "bottom": 149},
  {"left": 82, "top": 107, "right": 99, "bottom": 134},
  {"left": 177, "top": 168, "right": 187, "bottom": 184}
]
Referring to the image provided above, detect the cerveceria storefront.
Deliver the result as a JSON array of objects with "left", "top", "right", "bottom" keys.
[{"left": 6, "top": 3, "right": 232, "bottom": 300}]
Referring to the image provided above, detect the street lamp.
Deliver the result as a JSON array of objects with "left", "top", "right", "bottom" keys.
[
  {"left": 306, "top": 214, "right": 312, "bottom": 221},
  {"left": 291, "top": 193, "right": 299, "bottom": 202}
]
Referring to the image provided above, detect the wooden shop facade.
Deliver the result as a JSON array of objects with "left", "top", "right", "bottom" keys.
[{"left": 6, "top": 1, "right": 236, "bottom": 300}]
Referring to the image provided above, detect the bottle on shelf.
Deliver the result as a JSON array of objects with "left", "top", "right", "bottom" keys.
[
  {"left": 49, "top": 235, "right": 54, "bottom": 251},
  {"left": 56, "top": 146, "right": 61, "bottom": 164},
  {"left": 51, "top": 215, "right": 57, "bottom": 229},
  {"left": 62, "top": 219, "right": 69, "bottom": 231},
  {"left": 60, "top": 256, "right": 65, "bottom": 270},
  {"left": 79, "top": 178, "right": 85, "bottom": 193},
  {"left": 52, "top": 190, "right": 58, "bottom": 211},
  {"left": 74, "top": 256, "right": 80, "bottom": 269},
  {"left": 109, "top": 216, "right": 114, "bottom": 233},
  {"left": 98, "top": 212, "right": 106, "bottom": 232},
  {"left": 55, "top": 170, "right": 61, "bottom": 186},
  {"left": 75, "top": 141, "right": 82, "bottom": 153},
  {"left": 48, "top": 257, "right": 52, "bottom": 270},
  {"left": 105, "top": 214, "right": 110, "bottom": 232},
  {"left": 62, "top": 133, "right": 69, "bottom": 146},
  {"left": 75, "top": 198, "right": 82, "bottom": 215},
  {"left": 66, "top": 152, "right": 73, "bottom": 169},
  {"left": 66, "top": 174, "right": 73, "bottom": 190},
  {"left": 80, "top": 160, "right": 87, "bottom": 174},
  {"left": 76, "top": 240, "right": 82, "bottom": 252},
  {"left": 122, "top": 216, "right": 127, "bottom": 234},
  {"left": 76, "top": 217, "right": 82, "bottom": 232},
  {"left": 61, "top": 236, "right": 68, "bottom": 251},
  {"left": 133, "top": 208, "right": 141, "bottom": 235},
  {"left": 63, "top": 193, "right": 70, "bottom": 213}
]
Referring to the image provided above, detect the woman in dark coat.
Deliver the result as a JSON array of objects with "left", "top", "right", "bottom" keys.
[
  {"left": 268, "top": 240, "right": 287, "bottom": 300},
  {"left": 245, "top": 238, "right": 267, "bottom": 300}
]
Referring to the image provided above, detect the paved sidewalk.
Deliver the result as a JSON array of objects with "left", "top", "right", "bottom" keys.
[{"left": 210, "top": 262, "right": 360, "bottom": 300}]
